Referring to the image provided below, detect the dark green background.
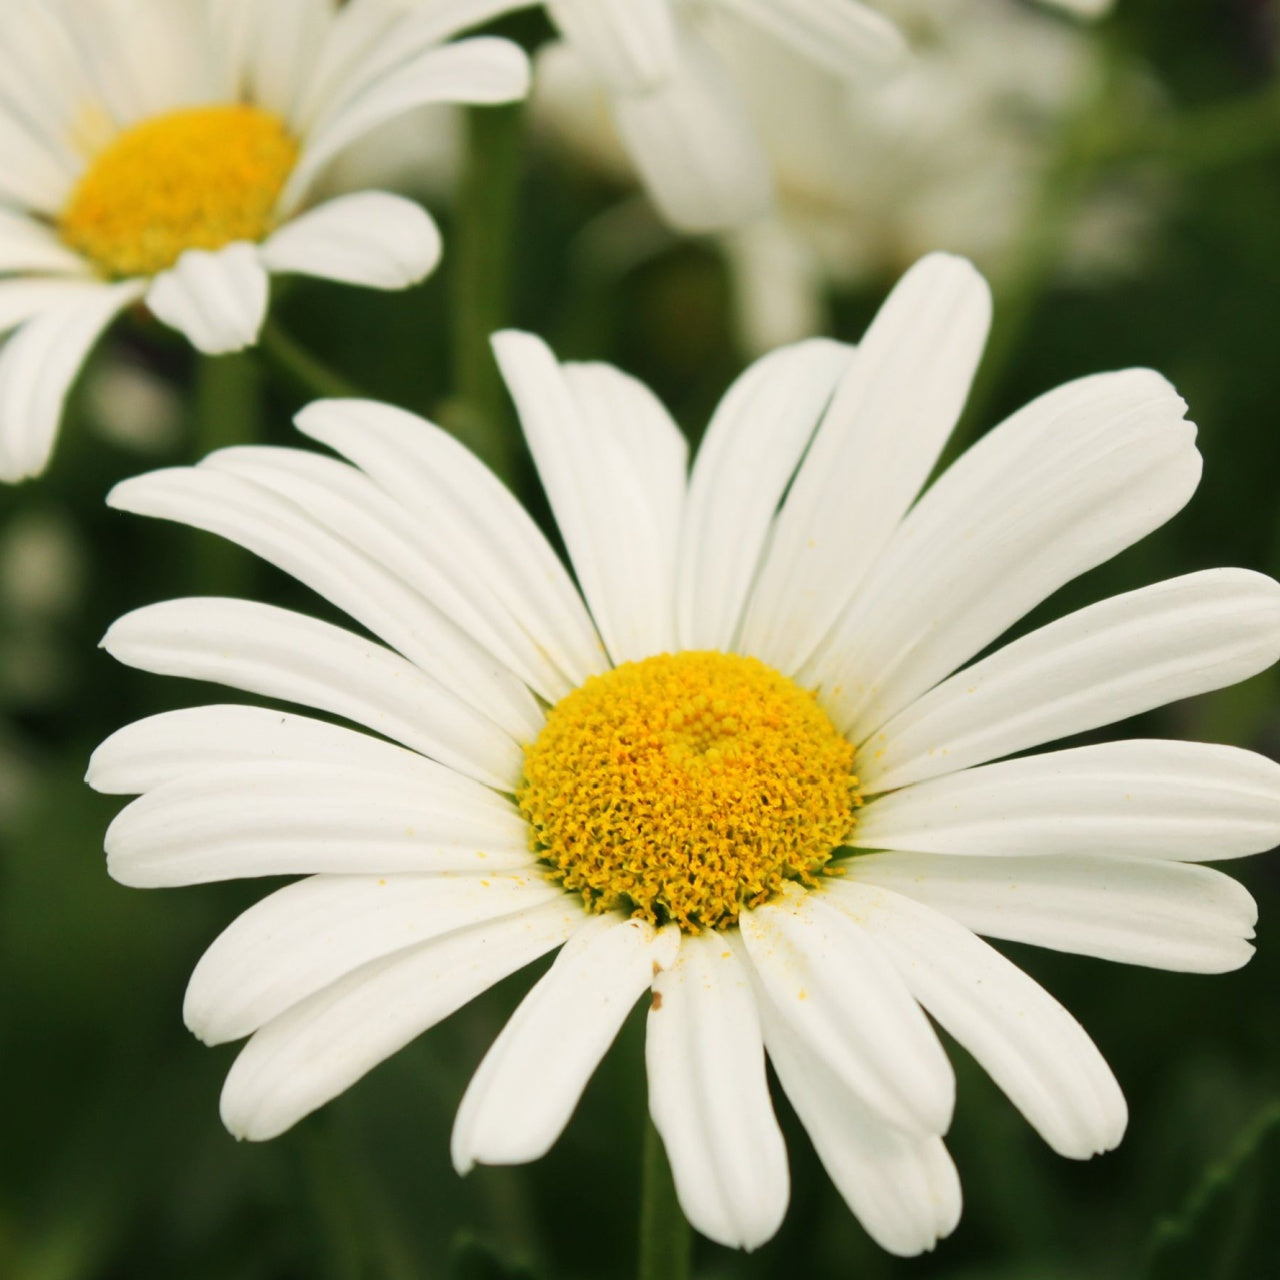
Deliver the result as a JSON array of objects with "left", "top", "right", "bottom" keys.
[{"left": 3, "top": 1, "right": 1280, "bottom": 1276}]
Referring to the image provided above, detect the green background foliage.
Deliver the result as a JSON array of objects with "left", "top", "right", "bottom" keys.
[{"left": 3, "top": 1, "right": 1280, "bottom": 1276}]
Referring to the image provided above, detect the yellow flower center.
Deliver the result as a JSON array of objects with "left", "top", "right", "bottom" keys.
[
  {"left": 519, "top": 651, "right": 860, "bottom": 933},
  {"left": 59, "top": 104, "right": 299, "bottom": 278}
]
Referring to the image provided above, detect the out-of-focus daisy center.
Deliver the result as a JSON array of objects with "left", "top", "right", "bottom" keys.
[
  {"left": 519, "top": 651, "right": 861, "bottom": 933},
  {"left": 59, "top": 105, "right": 299, "bottom": 278}
]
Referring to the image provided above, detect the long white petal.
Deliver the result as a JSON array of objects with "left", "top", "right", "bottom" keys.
[
  {"left": 105, "top": 760, "right": 531, "bottom": 888},
  {"left": 612, "top": 33, "right": 772, "bottom": 233},
  {"left": 739, "top": 890, "right": 953, "bottom": 1135},
  {"left": 453, "top": 916, "right": 679, "bottom": 1171},
  {"left": 186, "top": 871, "right": 560, "bottom": 1045},
  {"left": 758, "top": 992, "right": 960, "bottom": 1256},
  {"left": 282, "top": 37, "right": 530, "bottom": 213},
  {"left": 676, "top": 339, "right": 852, "bottom": 651},
  {"left": 847, "top": 851, "right": 1258, "bottom": 974},
  {"left": 548, "top": 0, "right": 678, "bottom": 93},
  {"left": 87, "top": 703, "right": 460, "bottom": 795},
  {"left": 260, "top": 191, "right": 441, "bottom": 290},
  {"left": 0, "top": 208, "right": 90, "bottom": 274},
  {"left": 101, "top": 597, "right": 523, "bottom": 789},
  {"left": 108, "top": 465, "right": 543, "bottom": 742},
  {"left": 713, "top": 0, "right": 908, "bottom": 76},
  {"left": 493, "top": 330, "right": 678, "bottom": 662},
  {"left": 863, "top": 569, "right": 1280, "bottom": 793},
  {"left": 740, "top": 254, "right": 991, "bottom": 676},
  {"left": 219, "top": 0, "right": 331, "bottom": 121},
  {"left": 145, "top": 243, "right": 269, "bottom": 355},
  {"left": 297, "top": 398, "right": 607, "bottom": 693},
  {"left": 828, "top": 880, "right": 1127, "bottom": 1159},
  {"left": 220, "top": 897, "right": 581, "bottom": 1140},
  {"left": 562, "top": 359, "right": 689, "bottom": 608},
  {"left": 858, "top": 740, "right": 1280, "bottom": 862},
  {"left": 201, "top": 444, "right": 566, "bottom": 704},
  {"left": 646, "top": 933, "right": 789, "bottom": 1251},
  {"left": 0, "top": 280, "right": 143, "bottom": 482},
  {"left": 806, "top": 369, "right": 1201, "bottom": 737}
]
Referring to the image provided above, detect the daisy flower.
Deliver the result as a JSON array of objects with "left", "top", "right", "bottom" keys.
[
  {"left": 0, "top": 0, "right": 531, "bottom": 483},
  {"left": 90, "top": 253, "right": 1280, "bottom": 1254},
  {"left": 534, "top": 0, "right": 1139, "bottom": 354}
]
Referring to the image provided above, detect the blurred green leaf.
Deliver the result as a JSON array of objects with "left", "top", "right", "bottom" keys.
[
  {"left": 1142, "top": 1101, "right": 1280, "bottom": 1280},
  {"left": 450, "top": 1233, "right": 538, "bottom": 1280}
]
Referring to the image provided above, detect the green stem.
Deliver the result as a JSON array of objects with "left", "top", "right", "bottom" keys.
[
  {"left": 449, "top": 101, "right": 525, "bottom": 482},
  {"left": 191, "top": 350, "right": 262, "bottom": 594},
  {"left": 259, "top": 318, "right": 361, "bottom": 402},
  {"left": 638, "top": 1117, "right": 691, "bottom": 1280}
]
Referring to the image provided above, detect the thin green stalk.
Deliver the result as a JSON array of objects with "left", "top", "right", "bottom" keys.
[
  {"left": 191, "top": 350, "right": 262, "bottom": 594},
  {"left": 638, "top": 1117, "right": 691, "bottom": 1280},
  {"left": 259, "top": 317, "right": 361, "bottom": 401},
  {"left": 449, "top": 101, "right": 524, "bottom": 483}
]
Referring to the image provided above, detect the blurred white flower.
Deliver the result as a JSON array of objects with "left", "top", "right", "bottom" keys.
[
  {"left": 84, "top": 358, "right": 184, "bottom": 456},
  {"left": 0, "top": 0, "right": 531, "bottom": 482},
  {"left": 93, "top": 254, "right": 1278, "bottom": 1254},
  {"left": 534, "top": 0, "right": 1143, "bottom": 351}
]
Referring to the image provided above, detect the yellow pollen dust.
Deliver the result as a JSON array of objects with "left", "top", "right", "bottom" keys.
[
  {"left": 59, "top": 105, "right": 299, "bottom": 278},
  {"left": 519, "top": 651, "right": 861, "bottom": 933}
]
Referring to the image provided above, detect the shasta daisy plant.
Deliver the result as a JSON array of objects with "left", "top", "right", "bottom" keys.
[
  {"left": 90, "top": 253, "right": 1279, "bottom": 1255},
  {"left": 0, "top": 0, "right": 531, "bottom": 482}
]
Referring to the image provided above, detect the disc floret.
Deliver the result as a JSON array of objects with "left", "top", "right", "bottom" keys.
[{"left": 519, "top": 651, "right": 861, "bottom": 932}]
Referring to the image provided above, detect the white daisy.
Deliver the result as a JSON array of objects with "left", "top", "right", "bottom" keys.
[
  {"left": 532, "top": 0, "right": 1140, "bottom": 353},
  {"left": 90, "top": 253, "right": 1279, "bottom": 1255},
  {"left": 0, "top": 0, "right": 531, "bottom": 483}
]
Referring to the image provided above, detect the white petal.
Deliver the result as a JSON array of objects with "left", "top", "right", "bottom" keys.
[
  {"left": 713, "top": 0, "right": 908, "bottom": 76},
  {"left": 146, "top": 243, "right": 269, "bottom": 355},
  {"left": 848, "top": 851, "right": 1258, "bottom": 974},
  {"left": 219, "top": 0, "right": 331, "bottom": 121},
  {"left": 864, "top": 569, "right": 1280, "bottom": 793},
  {"left": 758, "top": 993, "right": 960, "bottom": 1256},
  {"left": 87, "top": 703, "right": 461, "bottom": 795},
  {"left": 453, "top": 916, "right": 679, "bottom": 1171},
  {"left": 101, "top": 597, "right": 522, "bottom": 789},
  {"left": 0, "top": 110, "right": 75, "bottom": 213},
  {"left": 740, "top": 254, "right": 992, "bottom": 676},
  {"left": 0, "top": 208, "right": 90, "bottom": 274},
  {"left": 108, "top": 464, "right": 544, "bottom": 742},
  {"left": 0, "top": 279, "right": 104, "bottom": 336},
  {"left": 283, "top": 37, "right": 530, "bottom": 213},
  {"left": 0, "top": 280, "right": 143, "bottom": 483},
  {"left": 646, "top": 933, "right": 789, "bottom": 1251},
  {"left": 1041, "top": 0, "right": 1113, "bottom": 16},
  {"left": 294, "top": 0, "right": 535, "bottom": 135},
  {"left": 493, "top": 330, "right": 678, "bottom": 663},
  {"left": 220, "top": 897, "right": 580, "bottom": 1140},
  {"left": 739, "top": 890, "right": 953, "bottom": 1134},
  {"left": 858, "top": 740, "right": 1280, "bottom": 862},
  {"left": 676, "top": 339, "right": 852, "bottom": 651},
  {"left": 806, "top": 369, "right": 1201, "bottom": 737},
  {"left": 296, "top": 398, "right": 607, "bottom": 693},
  {"left": 548, "top": 0, "right": 678, "bottom": 93},
  {"left": 613, "top": 33, "right": 772, "bottom": 233},
  {"left": 562, "top": 358, "right": 689, "bottom": 605},
  {"left": 828, "top": 880, "right": 1127, "bottom": 1159},
  {"left": 721, "top": 220, "right": 826, "bottom": 355},
  {"left": 260, "top": 192, "right": 441, "bottom": 290},
  {"left": 105, "top": 760, "right": 531, "bottom": 888},
  {"left": 202, "top": 443, "right": 567, "bottom": 704},
  {"left": 186, "top": 871, "right": 561, "bottom": 1045}
]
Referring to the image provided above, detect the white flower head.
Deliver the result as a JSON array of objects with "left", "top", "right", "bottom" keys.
[
  {"left": 0, "top": 0, "right": 532, "bottom": 483},
  {"left": 533, "top": 0, "right": 1138, "bottom": 353},
  {"left": 92, "top": 253, "right": 1278, "bottom": 1255}
]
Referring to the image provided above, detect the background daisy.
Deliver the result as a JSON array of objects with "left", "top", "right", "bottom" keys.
[{"left": 0, "top": 0, "right": 530, "bottom": 482}]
